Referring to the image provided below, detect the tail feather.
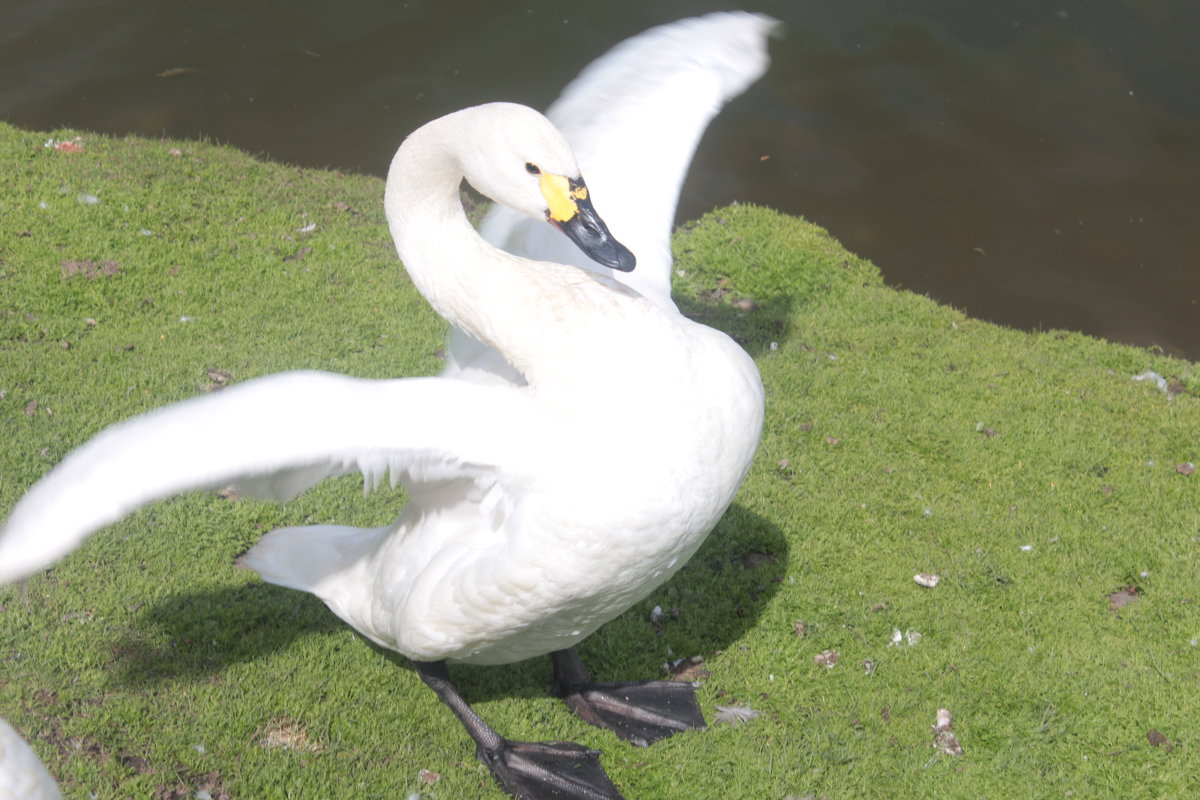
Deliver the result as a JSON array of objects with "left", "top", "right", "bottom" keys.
[{"left": 239, "top": 524, "right": 388, "bottom": 629}]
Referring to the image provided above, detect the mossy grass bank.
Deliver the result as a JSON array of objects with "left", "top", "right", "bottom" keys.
[{"left": 2, "top": 124, "right": 1198, "bottom": 798}]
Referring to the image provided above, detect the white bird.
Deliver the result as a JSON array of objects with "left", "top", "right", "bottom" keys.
[
  {"left": 0, "top": 14, "right": 773, "bottom": 800},
  {"left": 0, "top": 719, "right": 62, "bottom": 800}
]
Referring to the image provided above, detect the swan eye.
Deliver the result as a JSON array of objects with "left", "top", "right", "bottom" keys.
[{"left": 525, "top": 163, "right": 541, "bottom": 175}]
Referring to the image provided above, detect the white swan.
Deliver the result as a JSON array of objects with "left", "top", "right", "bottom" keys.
[
  {"left": 0, "top": 17, "right": 772, "bottom": 800},
  {"left": 0, "top": 719, "right": 62, "bottom": 800}
]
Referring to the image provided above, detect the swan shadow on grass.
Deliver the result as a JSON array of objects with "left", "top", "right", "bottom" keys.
[
  {"left": 116, "top": 504, "right": 786, "bottom": 705},
  {"left": 674, "top": 290, "right": 796, "bottom": 362}
]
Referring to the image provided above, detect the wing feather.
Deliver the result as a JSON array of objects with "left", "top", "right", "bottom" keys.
[
  {"left": 0, "top": 371, "right": 533, "bottom": 584},
  {"left": 479, "top": 11, "right": 778, "bottom": 307},
  {"left": 453, "top": 12, "right": 776, "bottom": 384}
]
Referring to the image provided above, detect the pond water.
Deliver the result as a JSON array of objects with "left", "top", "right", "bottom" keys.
[{"left": 3, "top": 0, "right": 1198, "bottom": 358}]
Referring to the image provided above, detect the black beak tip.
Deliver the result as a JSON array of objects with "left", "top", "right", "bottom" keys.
[
  {"left": 609, "top": 241, "right": 637, "bottom": 273},
  {"left": 548, "top": 185, "right": 637, "bottom": 273}
]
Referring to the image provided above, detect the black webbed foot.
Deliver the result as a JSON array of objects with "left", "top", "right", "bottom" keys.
[
  {"left": 413, "top": 659, "right": 626, "bottom": 800},
  {"left": 478, "top": 738, "right": 625, "bottom": 800},
  {"left": 552, "top": 648, "right": 707, "bottom": 747}
]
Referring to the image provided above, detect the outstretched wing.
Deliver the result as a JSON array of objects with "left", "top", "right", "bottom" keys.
[
  {"left": 479, "top": 11, "right": 778, "bottom": 310},
  {"left": 0, "top": 371, "right": 534, "bottom": 584},
  {"left": 449, "top": 12, "right": 777, "bottom": 384}
]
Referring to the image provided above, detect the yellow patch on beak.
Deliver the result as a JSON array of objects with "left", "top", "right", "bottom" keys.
[{"left": 539, "top": 172, "right": 589, "bottom": 223}]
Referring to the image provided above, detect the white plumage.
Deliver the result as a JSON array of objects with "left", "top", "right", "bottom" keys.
[
  {"left": 0, "top": 719, "right": 62, "bottom": 800},
  {"left": 480, "top": 11, "right": 775, "bottom": 307},
  {"left": 447, "top": 11, "right": 777, "bottom": 384}
]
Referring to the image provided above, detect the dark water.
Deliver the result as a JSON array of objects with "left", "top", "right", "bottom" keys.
[{"left": 3, "top": 1, "right": 1198, "bottom": 357}]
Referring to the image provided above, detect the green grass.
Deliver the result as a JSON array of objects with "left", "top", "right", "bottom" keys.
[{"left": 2, "top": 123, "right": 1199, "bottom": 799}]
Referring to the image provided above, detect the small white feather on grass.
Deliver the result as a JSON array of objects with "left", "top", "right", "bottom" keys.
[{"left": 713, "top": 704, "right": 760, "bottom": 726}]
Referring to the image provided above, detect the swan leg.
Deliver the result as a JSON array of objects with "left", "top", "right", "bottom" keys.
[
  {"left": 551, "top": 648, "right": 707, "bottom": 747},
  {"left": 413, "top": 660, "right": 625, "bottom": 800}
]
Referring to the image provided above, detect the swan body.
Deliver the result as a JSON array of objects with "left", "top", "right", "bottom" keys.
[
  {"left": 0, "top": 102, "right": 764, "bottom": 667},
  {"left": 0, "top": 719, "right": 62, "bottom": 800}
]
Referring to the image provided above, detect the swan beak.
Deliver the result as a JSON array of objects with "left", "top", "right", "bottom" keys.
[{"left": 541, "top": 174, "right": 636, "bottom": 272}]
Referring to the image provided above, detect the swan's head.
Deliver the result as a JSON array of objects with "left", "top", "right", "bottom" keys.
[{"left": 456, "top": 103, "right": 636, "bottom": 272}]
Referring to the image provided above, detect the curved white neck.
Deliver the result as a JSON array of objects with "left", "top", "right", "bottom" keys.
[
  {"left": 385, "top": 112, "right": 506, "bottom": 337},
  {"left": 383, "top": 111, "right": 634, "bottom": 386}
]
